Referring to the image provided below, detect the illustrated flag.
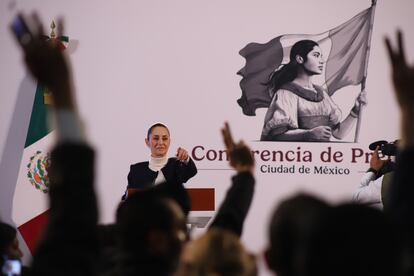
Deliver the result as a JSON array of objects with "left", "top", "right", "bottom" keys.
[
  {"left": 12, "top": 27, "right": 69, "bottom": 253},
  {"left": 237, "top": 4, "right": 376, "bottom": 116}
]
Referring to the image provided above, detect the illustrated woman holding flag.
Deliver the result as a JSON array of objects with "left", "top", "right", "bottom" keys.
[{"left": 260, "top": 40, "right": 366, "bottom": 142}]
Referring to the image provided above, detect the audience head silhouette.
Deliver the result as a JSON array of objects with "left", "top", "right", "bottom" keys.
[
  {"left": 116, "top": 189, "right": 187, "bottom": 275},
  {"left": 266, "top": 193, "right": 329, "bottom": 276}
]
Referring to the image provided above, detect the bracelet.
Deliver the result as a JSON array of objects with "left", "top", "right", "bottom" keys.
[
  {"left": 350, "top": 107, "right": 359, "bottom": 118},
  {"left": 350, "top": 111, "right": 358, "bottom": 118}
]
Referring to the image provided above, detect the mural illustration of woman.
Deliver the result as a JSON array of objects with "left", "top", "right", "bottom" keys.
[{"left": 261, "top": 40, "right": 367, "bottom": 142}]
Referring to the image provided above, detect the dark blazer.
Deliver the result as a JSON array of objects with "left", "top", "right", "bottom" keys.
[{"left": 127, "top": 157, "right": 197, "bottom": 189}]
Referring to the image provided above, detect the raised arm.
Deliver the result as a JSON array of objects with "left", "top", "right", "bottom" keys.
[
  {"left": 209, "top": 122, "right": 255, "bottom": 236},
  {"left": 384, "top": 31, "right": 414, "bottom": 239},
  {"left": 385, "top": 31, "right": 414, "bottom": 147},
  {"left": 14, "top": 13, "right": 98, "bottom": 275}
]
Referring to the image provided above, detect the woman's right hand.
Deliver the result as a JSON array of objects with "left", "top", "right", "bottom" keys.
[{"left": 308, "top": 126, "right": 332, "bottom": 141}]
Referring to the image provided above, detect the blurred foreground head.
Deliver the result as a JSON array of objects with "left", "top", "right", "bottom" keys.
[
  {"left": 0, "top": 222, "right": 23, "bottom": 260},
  {"left": 177, "top": 228, "right": 257, "bottom": 276},
  {"left": 304, "top": 203, "right": 403, "bottom": 276},
  {"left": 116, "top": 189, "right": 187, "bottom": 275},
  {"left": 266, "top": 194, "right": 329, "bottom": 276}
]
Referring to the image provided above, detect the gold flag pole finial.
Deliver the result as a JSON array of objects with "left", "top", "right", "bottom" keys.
[
  {"left": 44, "top": 20, "right": 57, "bottom": 105},
  {"left": 50, "top": 20, "right": 56, "bottom": 39}
]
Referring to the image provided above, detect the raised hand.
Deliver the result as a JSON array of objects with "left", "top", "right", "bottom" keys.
[
  {"left": 385, "top": 31, "right": 414, "bottom": 147},
  {"left": 221, "top": 122, "right": 254, "bottom": 172},
  {"left": 14, "top": 13, "right": 74, "bottom": 110},
  {"left": 385, "top": 31, "right": 414, "bottom": 110}
]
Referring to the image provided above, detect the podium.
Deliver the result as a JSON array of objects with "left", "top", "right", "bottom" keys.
[
  {"left": 186, "top": 188, "right": 215, "bottom": 231},
  {"left": 127, "top": 187, "right": 215, "bottom": 230}
]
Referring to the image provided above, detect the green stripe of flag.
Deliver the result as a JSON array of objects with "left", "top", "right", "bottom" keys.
[{"left": 24, "top": 85, "right": 52, "bottom": 148}]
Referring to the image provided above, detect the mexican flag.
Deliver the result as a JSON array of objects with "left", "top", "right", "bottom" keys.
[
  {"left": 237, "top": 2, "right": 376, "bottom": 116},
  {"left": 12, "top": 83, "right": 53, "bottom": 253}
]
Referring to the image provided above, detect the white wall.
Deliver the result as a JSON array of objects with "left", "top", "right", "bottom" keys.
[{"left": 1, "top": 0, "right": 413, "bottom": 274}]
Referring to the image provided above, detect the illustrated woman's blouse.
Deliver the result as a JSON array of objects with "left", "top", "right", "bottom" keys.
[{"left": 261, "top": 82, "right": 342, "bottom": 139}]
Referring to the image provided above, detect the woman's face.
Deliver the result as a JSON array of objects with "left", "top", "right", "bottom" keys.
[
  {"left": 303, "top": 46, "right": 324, "bottom": 75},
  {"left": 146, "top": 126, "right": 170, "bottom": 157}
]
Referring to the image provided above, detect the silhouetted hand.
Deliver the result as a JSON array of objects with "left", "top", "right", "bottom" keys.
[
  {"left": 385, "top": 31, "right": 414, "bottom": 147},
  {"left": 16, "top": 13, "right": 74, "bottom": 110},
  {"left": 221, "top": 122, "right": 254, "bottom": 173},
  {"left": 385, "top": 31, "right": 414, "bottom": 111}
]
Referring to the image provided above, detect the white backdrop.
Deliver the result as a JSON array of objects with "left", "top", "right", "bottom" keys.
[{"left": 1, "top": 0, "right": 413, "bottom": 274}]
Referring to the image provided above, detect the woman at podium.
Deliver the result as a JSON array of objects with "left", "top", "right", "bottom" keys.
[{"left": 124, "top": 123, "right": 197, "bottom": 199}]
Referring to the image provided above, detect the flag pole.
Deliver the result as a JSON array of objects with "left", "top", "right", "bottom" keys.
[{"left": 354, "top": 0, "right": 377, "bottom": 142}]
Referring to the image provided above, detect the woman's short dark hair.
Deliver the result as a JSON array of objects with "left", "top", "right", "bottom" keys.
[{"left": 147, "top": 123, "right": 170, "bottom": 139}]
